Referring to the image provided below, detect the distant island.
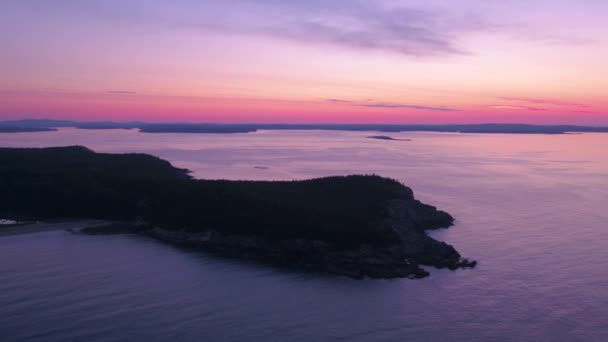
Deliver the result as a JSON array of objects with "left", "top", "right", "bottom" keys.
[
  {"left": 0, "top": 127, "right": 57, "bottom": 133},
  {"left": 1, "top": 119, "right": 608, "bottom": 134},
  {"left": 367, "top": 135, "right": 411, "bottom": 141},
  {"left": 0, "top": 146, "right": 475, "bottom": 278}
]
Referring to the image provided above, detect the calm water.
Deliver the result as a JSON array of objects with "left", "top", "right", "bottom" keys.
[{"left": 1, "top": 129, "right": 607, "bottom": 341}]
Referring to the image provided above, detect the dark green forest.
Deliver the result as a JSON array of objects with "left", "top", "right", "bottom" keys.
[{"left": 0, "top": 146, "right": 434, "bottom": 247}]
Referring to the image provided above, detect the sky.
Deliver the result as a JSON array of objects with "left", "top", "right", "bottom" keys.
[{"left": 1, "top": 0, "right": 607, "bottom": 124}]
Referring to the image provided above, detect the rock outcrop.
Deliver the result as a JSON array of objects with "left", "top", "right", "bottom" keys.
[{"left": 143, "top": 197, "right": 476, "bottom": 279}]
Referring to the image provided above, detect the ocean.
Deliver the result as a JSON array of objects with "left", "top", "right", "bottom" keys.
[{"left": 1, "top": 128, "right": 607, "bottom": 341}]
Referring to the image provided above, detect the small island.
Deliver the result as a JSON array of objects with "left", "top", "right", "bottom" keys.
[
  {"left": 0, "top": 146, "right": 475, "bottom": 278},
  {"left": 367, "top": 135, "right": 411, "bottom": 141},
  {"left": 0, "top": 127, "right": 57, "bottom": 133}
]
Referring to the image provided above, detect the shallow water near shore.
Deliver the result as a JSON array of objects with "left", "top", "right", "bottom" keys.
[{"left": 1, "top": 129, "right": 608, "bottom": 341}]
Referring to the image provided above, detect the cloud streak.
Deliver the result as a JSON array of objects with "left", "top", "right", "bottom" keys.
[
  {"left": 326, "top": 99, "right": 456, "bottom": 112},
  {"left": 362, "top": 103, "right": 456, "bottom": 112},
  {"left": 491, "top": 105, "right": 546, "bottom": 111},
  {"left": 248, "top": 2, "right": 470, "bottom": 56},
  {"left": 107, "top": 90, "right": 137, "bottom": 94},
  {"left": 8, "top": 0, "right": 482, "bottom": 57},
  {"left": 325, "top": 99, "right": 352, "bottom": 103},
  {"left": 499, "top": 97, "right": 588, "bottom": 108}
]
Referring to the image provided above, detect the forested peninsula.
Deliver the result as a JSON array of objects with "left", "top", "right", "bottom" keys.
[{"left": 0, "top": 146, "right": 475, "bottom": 278}]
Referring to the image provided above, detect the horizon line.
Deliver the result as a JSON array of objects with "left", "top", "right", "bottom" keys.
[{"left": 2, "top": 118, "right": 608, "bottom": 128}]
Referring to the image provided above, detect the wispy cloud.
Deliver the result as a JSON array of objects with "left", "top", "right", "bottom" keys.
[
  {"left": 11, "top": 0, "right": 483, "bottom": 57},
  {"left": 362, "top": 103, "right": 456, "bottom": 112},
  {"left": 107, "top": 90, "right": 136, "bottom": 94},
  {"left": 327, "top": 99, "right": 456, "bottom": 112},
  {"left": 499, "top": 97, "right": 588, "bottom": 108},
  {"left": 175, "top": 0, "right": 483, "bottom": 56},
  {"left": 4, "top": 0, "right": 595, "bottom": 60},
  {"left": 491, "top": 105, "right": 546, "bottom": 111},
  {"left": 325, "top": 99, "right": 352, "bottom": 103}
]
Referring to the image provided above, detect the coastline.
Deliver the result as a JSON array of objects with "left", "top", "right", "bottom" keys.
[
  {"left": 0, "top": 220, "right": 110, "bottom": 237},
  {"left": 0, "top": 146, "right": 476, "bottom": 279},
  {"left": 0, "top": 217, "right": 476, "bottom": 279},
  {"left": 0, "top": 218, "right": 476, "bottom": 279}
]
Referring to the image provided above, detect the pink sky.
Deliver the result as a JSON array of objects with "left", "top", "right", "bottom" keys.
[{"left": 1, "top": 1, "right": 607, "bottom": 124}]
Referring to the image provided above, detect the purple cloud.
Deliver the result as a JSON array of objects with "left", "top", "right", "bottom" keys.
[
  {"left": 4, "top": 0, "right": 482, "bottom": 57},
  {"left": 327, "top": 98, "right": 456, "bottom": 112},
  {"left": 491, "top": 105, "right": 547, "bottom": 111},
  {"left": 3, "top": 0, "right": 592, "bottom": 59},
  {"left": 362, "top": 103, "right": 456, "bottom": 112},
  {"left": 325, "top": 99, "right": 353, "bottom": 103},
  {"left": 499, "top": 97, "right": 588, "bottom": 108}
]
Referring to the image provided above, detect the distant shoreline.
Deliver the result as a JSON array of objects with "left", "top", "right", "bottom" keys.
[
  {"left": 0, "top": 220, "right": 110, "bottom": 237},
  {"left": 2, "top": 120, "right": 608, "bottom": 135},
  {"left": 0, "top": 127, "right": 57, "bottom": 133}
]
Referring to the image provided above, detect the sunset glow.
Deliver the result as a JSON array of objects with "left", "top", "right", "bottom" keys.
[{"left": 1, "top": 0, "right": 607, "bottom": 124}]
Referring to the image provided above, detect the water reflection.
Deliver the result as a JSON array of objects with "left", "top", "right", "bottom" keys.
[{"left": 0, "top": 129, "right": 607, "bottom": 341}]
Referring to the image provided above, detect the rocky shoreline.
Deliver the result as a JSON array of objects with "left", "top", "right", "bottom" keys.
[
  {"left": 146, "top": 227, "right": 430, "bottom": 279},
  {"left": 132, "top": 198, "right": 476, "bottom": 279},
  {"left": 75, "top": 196, "right": 477, "bottom": 279}
]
